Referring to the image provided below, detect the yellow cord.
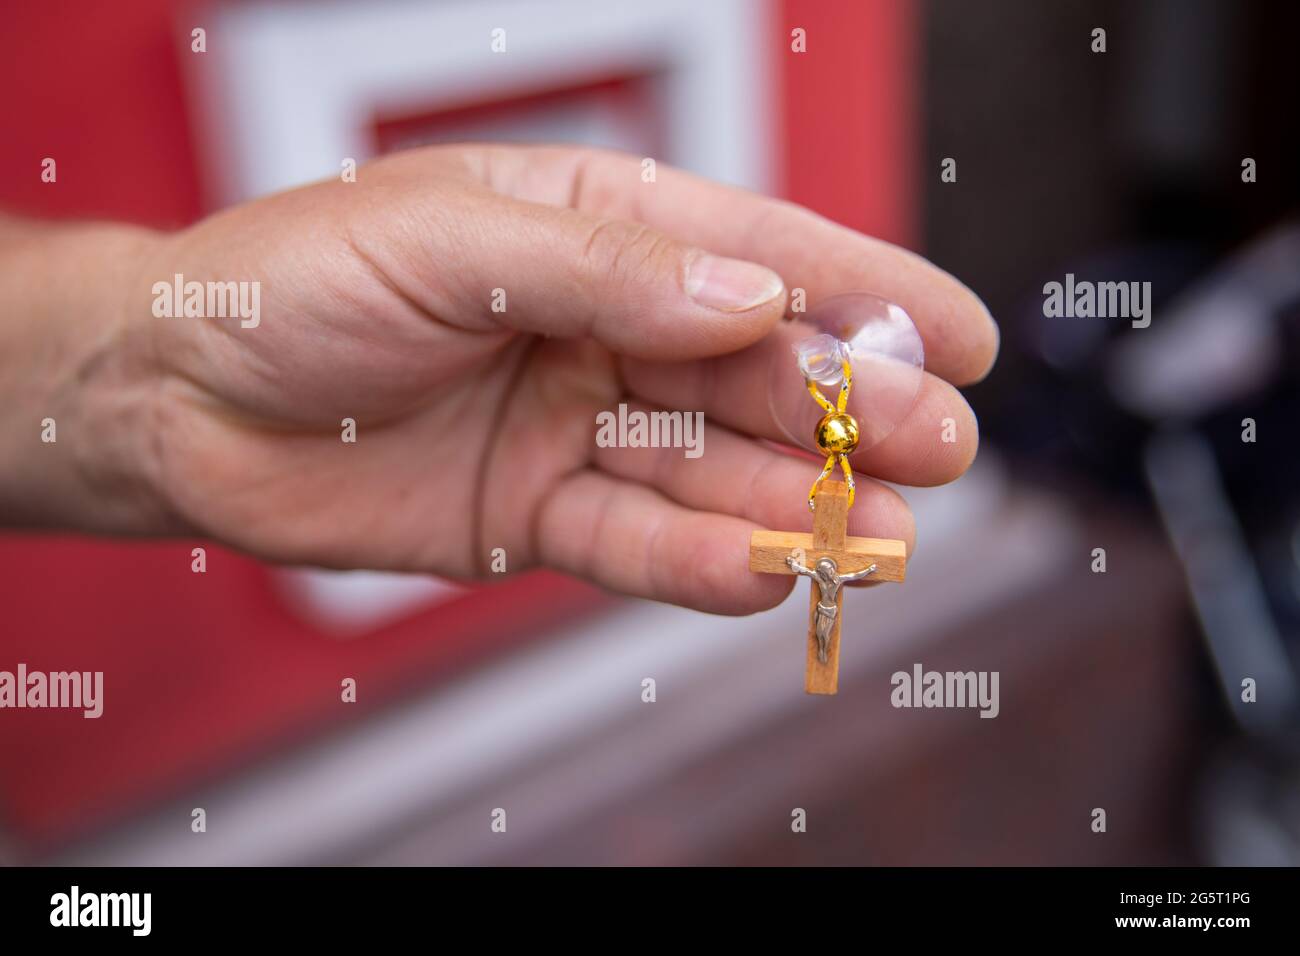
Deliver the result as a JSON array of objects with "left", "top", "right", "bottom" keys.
[{"left": 806, "top": 355, "right": 857, "bottom": 512}]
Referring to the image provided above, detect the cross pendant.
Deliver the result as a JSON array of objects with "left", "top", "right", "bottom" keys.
[{"left": 748, "top": 479, "right": 907, "bottom": 695}]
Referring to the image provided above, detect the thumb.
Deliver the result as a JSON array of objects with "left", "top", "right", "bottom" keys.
[{"left": 450, "top": 195, "right": 788, "bottom": 360}]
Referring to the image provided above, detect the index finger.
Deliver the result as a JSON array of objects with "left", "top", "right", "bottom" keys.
[{"left": 467, "top": 145, "right": 999, "bottom": 386}]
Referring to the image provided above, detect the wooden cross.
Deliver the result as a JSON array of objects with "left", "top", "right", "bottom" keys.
[{"left": 748, "top": 479, "right": 907, "bottom": 695}]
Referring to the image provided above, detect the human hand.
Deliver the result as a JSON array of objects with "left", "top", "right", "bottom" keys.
[{"left": 0, "top": 145, "right": 996, "bottom": 614}]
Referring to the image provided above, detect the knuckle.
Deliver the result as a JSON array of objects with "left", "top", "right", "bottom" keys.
[{"left": 582, "top": 219, "right": 678, "bottom": 287}]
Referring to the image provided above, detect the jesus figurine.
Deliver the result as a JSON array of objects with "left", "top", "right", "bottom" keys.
[{"left": 785, "top": 555, "right": 878, "bottom": 663}]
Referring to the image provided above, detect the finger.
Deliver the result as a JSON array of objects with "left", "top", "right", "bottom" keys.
[
  {"left": 468, "top": 145, "right": 998, "bottom": 385},
  {"left": 398, "top": 185, "right": 788, "bottom": 361},
  {"left": 534, "top": 469, "right": 794, "bottom": 615},
  {"left": 590, "top": 402, "right": 915, "bottom": 554},
  {"left": 621, "top": 332, "right": 979, "bottom": 487}
]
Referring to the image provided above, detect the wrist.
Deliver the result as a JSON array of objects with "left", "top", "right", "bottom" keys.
[{"left": 0, "top": 220, "right": 184, "bottom": 536}]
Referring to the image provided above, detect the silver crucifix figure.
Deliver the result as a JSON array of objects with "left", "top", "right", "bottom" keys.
[{"left": 786, "top": 554, "right": 878, "bottom": 663}]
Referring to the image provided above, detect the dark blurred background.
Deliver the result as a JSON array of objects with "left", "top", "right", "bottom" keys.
[{"left": 0, "top": 0, "right": 1297, "bottom": 865}]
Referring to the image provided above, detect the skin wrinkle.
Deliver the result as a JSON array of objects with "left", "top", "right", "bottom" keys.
[
  {"left": 488, "top": 144, "right": 604, "bottom": 213},
  {"left": 565, "top": 149, "right": 595, "bottom": 213},
  {"left": 526, "top": 456, "right": 587, "bottom": 575},
  {"left": 628, "top": 229, "right": 677, "bottom": 287},
  {"left": 80, "top": 233, "right": 154, "bottom": 522},
  {"left": 363, "top": 168, "right": 500, "bottom": 334},
  {"left": 341, "top": 223, "right": 434, "bottom": 330},
  {"left": 578, "top": 473, "right": 618, "bottom": 585},
  {"left": 470, "top": 335, "right": 540, "bottom": 578},
  {"left": 145, "top": 359, "right": 183, "bottom": 532},
  {"left": 643, "top": 416, "right": 676, "bottom": 495},
  {"left": 583, "top": 219, "right": 670, "bottom": 315},
  {"left": 640, "top": 500, "right": 670, "bottom": 605},
  {"left": 132, "top": 236, "right": 203, "bottom": 536},
  {"left": 697, "top": 519, "right": 753, "bottom": 613},
  {"left": 150, "top": 251, "right": 294, "bottom": 424},
  {"left": 473, "top": 202, "right": 561, "bottom": 333},
  {"left": 739, "top": 443, "right": 767, "bottom": 526},
  {"left": 401, "top": 203, "right": 492, "bottom": 332},
  {"left": 580, "top": 218, "right": 658, "bottom": 352},
  {"left": 579, "top": 218, "right": 626, "bottom": 277},
  {"left": 522, "top": 344, "right": 622, "bottom": 575},
  {"left": 145, "top": 377, "right": 204, "bottom": 536}
]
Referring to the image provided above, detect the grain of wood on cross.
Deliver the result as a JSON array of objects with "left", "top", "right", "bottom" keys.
[{"left": 748, "top": 480, "right": 906, "bottom": 695}]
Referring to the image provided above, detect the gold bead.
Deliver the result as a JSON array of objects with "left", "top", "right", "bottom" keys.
[{"left": 814, "top": 412, "right": 860, "bottom": 455}]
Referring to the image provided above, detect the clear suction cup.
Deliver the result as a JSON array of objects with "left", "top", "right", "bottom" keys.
[{"left": 767, "top": 292, "right": 924, "bottom": 454}]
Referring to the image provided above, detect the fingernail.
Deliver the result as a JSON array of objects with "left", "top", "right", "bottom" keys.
[{"left": 685, "top": 254, "right": 784, "bottom": 312}]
